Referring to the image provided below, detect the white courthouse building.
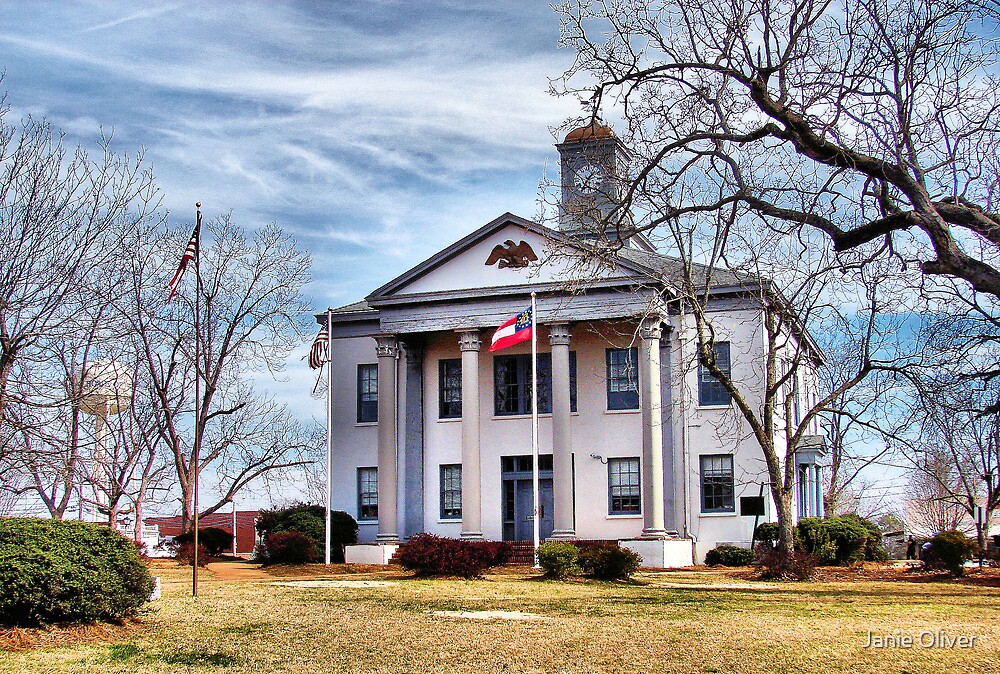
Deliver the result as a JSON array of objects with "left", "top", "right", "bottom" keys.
[{"left": 320, "top": 123, "right": 824, "bottom": 565}]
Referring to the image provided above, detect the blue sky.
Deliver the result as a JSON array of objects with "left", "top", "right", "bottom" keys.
[
  {"left": 0, "top": 2, "right": 583, "bottom": 508},
  {"left": 0, "top": 2, "right": 578, "bottom": 307}
]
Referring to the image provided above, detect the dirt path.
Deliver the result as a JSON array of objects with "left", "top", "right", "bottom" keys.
[{"left": 204, "top": 560, "right": 272, "bottom": 582}]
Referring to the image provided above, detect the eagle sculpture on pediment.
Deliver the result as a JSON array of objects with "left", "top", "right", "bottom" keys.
[{"left": 485, "top": 240, "right": 538, "bottom": 269}]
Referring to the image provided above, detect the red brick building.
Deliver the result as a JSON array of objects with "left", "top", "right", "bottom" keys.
[{"left": 145, "top": 510, "right": 259, "bottom": 555}]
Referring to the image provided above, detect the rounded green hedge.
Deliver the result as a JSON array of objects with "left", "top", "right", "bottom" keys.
[
  {"left": 0, "top": 518, "right": 154, "bottom": 626},
  {"left": 705, "top": 545, "right": 755, "bottom": 567}
]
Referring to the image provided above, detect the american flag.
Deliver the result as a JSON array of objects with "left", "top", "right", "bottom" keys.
[
  {"left": 308, "top": 325, "right": 330, "bottom": 369},
  {"left": 166, "top": 222, "right": 199, "bottom": 302}
]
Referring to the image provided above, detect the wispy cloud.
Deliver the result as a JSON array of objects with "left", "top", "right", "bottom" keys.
[{"left": 78, "top": 3, "right": 184, "bottom": 34}]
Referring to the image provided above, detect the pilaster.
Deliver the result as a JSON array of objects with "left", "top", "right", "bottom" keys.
[
  {"left": 374, "top": 334, "right": 399, "bottom": 542},
  {"left": 401, "top": 340, "right": 424, "bottom": 538}
]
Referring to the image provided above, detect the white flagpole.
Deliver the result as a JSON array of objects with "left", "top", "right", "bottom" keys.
[
  {"left": 324, "top": 308, "right": 333, "bottom": 565},
  {"left": 192, "top": 203, "right": 202, "bottom": 599},
  {"left": 531, "top": 292, "right": 540, "bottom": 568}
]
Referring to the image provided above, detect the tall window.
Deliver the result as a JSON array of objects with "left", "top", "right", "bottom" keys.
[
  {"left": 700, "top": 455, "right": 735, "bottom": 513},
  {"left": 357, "top": 467, "right": 378, "bottom": 520},
  {"left": 608, "top": 457, "right": 641, "bottom": 515},
  {"left": 698, "top": 341, "right": 732, "bottom": 406},
  {"left": 439, "top": 359, "right": 462, "bottom": 419},
  {"left": 494, "top": 353, "right": 576, "bottom": 416},
  {"left": 357, "top": 364, "right": 378, "bottom": 423},
  {"left": 606, "top": 347, "right": 639, "bottom": 410},
  {"left": 440, "top": 464, "right": 462, "bottom": 519}
]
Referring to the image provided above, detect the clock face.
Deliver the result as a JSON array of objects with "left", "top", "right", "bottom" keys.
[{"left": 573, "top": 163, "right": 602, "bottom": 193}]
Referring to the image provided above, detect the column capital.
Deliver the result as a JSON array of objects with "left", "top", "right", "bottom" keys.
[
  {"left": 639, "top": 316, "right": 663, "bottom": 341},
  {"left": 457, "top": 329, "right": 482, "bottom": 352},
  {"left": 374, "top": 334, "right": 399, "bottom": 359},
  {"left": 548, "top": 322, "right": 572, "bottom": 346}
]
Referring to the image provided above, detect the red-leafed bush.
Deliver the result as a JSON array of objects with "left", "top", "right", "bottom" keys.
[
  {"left": 396, "top": 534, "right": 507, "bottom": 578},
  {"left": 175, "top": 542, "right": 209, "bottom": 567},
  {"left": 756, "top": 547, "right": 817, "bottom": 580},
  {"left": 471, "top": 540, "right": 513, "bottom": 567},
  {"left": 262, "top": 531, "right": 316, "bottom": 565}
]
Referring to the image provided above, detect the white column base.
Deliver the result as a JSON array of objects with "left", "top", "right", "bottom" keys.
[
  {"left": 345, "top": 543, "right": 400, "bottom": 565},
  {"left": 621, "top": 538, "right": 694, "bottom": 569},
  {"left": 459, "top": 531, "right": 483, "bottom": 540},
  {"left": 640, "top": 527, "right": 668, "bottom": 540}
]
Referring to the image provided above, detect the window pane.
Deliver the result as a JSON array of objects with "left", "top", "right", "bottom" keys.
[
  {"left": 493, "top": 353, "right": 575, "bottom": 416},
  {"left": 700, "top": 455, "right": 734, "bottom": 512},
  {"left": 440, "top": 464, "right": 462, "bottom": 519},
  {"left": 357, "top": 364, "right": 378, "bottom": 422},
  {"left": 608, "top": 457, "right": 641, "bottom": 515},
  {"left": 606, "top": 348, "right": 639, "bottom": 410},
  {"left": 439, "top": 359, "right": 462, "bottom": 418},
  {"left": 699, "top": 342, "right": 732, "bottom": 406},
  {"left": 357, "top": 467, "right": 378, "bottom": 520}
]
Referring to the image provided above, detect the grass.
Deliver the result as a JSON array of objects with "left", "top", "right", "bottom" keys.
[{"left": 1, "top": 560, "right": 997, "bottom": 673}]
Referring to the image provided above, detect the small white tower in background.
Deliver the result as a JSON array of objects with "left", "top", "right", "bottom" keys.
[{"left": 77, "top": 359, "right": 133, "bottom": 524}]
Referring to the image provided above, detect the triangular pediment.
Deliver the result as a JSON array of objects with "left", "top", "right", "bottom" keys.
[{"left": 366, "top": 213, "right": 659, "bottom": 304}]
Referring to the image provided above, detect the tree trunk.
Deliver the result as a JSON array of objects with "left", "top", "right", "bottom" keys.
[{"left": 774, "top": 488, "right": 796, "bottom": 552}]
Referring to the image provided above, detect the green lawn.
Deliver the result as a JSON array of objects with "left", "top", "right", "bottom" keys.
[{"left": 2, "top": 561, "right": 997, "bottom": 673}]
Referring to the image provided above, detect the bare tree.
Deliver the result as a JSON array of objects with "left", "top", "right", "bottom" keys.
[
  {"left": 553, "top": 0, "right": 1000, "bottom": 295},
  {"left": 118, "top": 214, "right": 315, "bottom": 532},
  {"left": 817, "top": 330, "right": 906, "bottom": 516},
  {"left": 548, "top": 0, "right": 994, "bottom": 549},
  {"left": 905, "top": 456, "right": 972, "bottom": 537},
  {"left": 897, "top": 381, "right": 999, "bottom": 548},
  {"left": 0, "top": 91, "right": 161, "bottom": 427},
  {"left": 670, "top": 221, "right": 905, "bottom": 550}
]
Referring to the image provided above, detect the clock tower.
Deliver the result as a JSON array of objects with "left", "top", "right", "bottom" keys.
[{"left": 556, "top": 120, "right": 635, "bottom": 243}]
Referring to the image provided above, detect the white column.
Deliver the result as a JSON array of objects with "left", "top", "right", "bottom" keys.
[
  {"left": 375, "top": 334, "right": 399, "bottom": 542},
  {"left": 549, "top": 322, "right": 576, "bottom": 538},
  {"left": 457, "top": 329, "right": 483, "bottom": 539},
  {"left": 640, "top": 316, "right": 667, "bottom": 538},
  {"left": 814, "top": 465, "right": 824, "bottom": 518}
]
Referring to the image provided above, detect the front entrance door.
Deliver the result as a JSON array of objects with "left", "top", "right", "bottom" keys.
[{"left": 504, "top": 478, "right": 553, "bottom": 541}]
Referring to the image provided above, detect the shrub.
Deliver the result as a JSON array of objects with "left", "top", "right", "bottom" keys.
[
  {"left": 263, "top": 531, "right": 316, "bottom": 566},
  {"left": 753, "top": 522, "right": 780, "bottom": 547},
  {"left": 175, "top": 542, "right": 209, "bottom": 567},
  {"left": 925, "top": 530, "right": 979, "bottom": 577},
  {"left": 174, "top": 527, "right": 233, "bottom": 557},
  {"left": 704, "top": 545, "right": 755, "bottom": 567},
  {"left": 843, "top": 513, "right": 890, "bottom": 563},
  {"left": 470, "top": 540, "right": 513, "bottom": 567},
  {"left": 578, "top": 546, "right": 641, "bottom": 580},
  {"left": 0, "top": 518, "right": 154, "bottom": 627},
  {"left": 536, "top": 541, "right": 580, "bottom": 579},
  {"left": 756, "top": 547, "right": 817, "bottom": 581},
  {"left": 795, "top": 515, "right": 888, "bottom": 565},
  {"left": 255, "top": 504, "right": 358, "bottom": 563},
  {"left": 396, "top": 534, "right": 502, "bottom": 578}
]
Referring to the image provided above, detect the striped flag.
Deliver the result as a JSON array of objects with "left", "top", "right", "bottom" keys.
[
  {"left": 166, "top": 223, "right": 199, "bottom": 302},
  {"left": 308, "top": 325, "right": 330, "bottom": 369},
  {"left": 489, "top": 306, "right": 533, "bottom": 352}
]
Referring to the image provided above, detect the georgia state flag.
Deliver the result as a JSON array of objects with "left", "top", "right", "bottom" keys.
[{"left": 489, "top": 306, "right": 533, "bottom": 352}]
